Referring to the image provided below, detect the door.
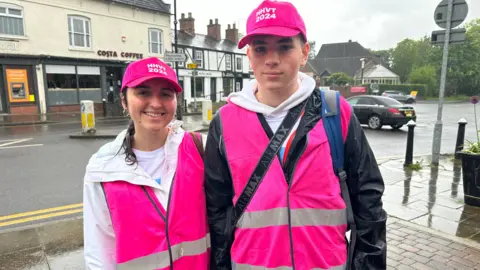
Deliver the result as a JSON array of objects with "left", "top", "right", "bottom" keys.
[
  {"left": 210, "top": 78, "right": 217, "bottom": 102},
  {"left": 355, "top": 97, "right": 376, "bottom": 123}
]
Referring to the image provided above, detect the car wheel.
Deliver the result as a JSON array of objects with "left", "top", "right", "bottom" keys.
[
  {"left": 368, "top": 115, "right": 382, "bottom": 130},
  {"left": 406, "top": 98, "right": 415, "bottom": 104},
  {"left": 391, "top": 124, "right": 403, "bottom": 130}
]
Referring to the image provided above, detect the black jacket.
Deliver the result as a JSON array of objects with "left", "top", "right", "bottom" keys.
[{"left": 204, "top": 89, "right": 387, "bottom": 270}]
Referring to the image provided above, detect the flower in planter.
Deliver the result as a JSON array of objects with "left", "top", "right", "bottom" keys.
[
  {"left": 471, "top": 96, "right": 479, "bottom": 105},
  {"left": 464, "top": 96, "right": 480, "bottom": 154}
]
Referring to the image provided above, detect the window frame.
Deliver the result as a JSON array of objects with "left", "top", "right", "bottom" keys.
[
  {"left": 236, "top": 56, "right": 242, "bottom": 71},
  {"left": 177, "top": 48, "right": 185, "bottom": 68},
  {"left": 68, "top": 15, "right": 92, "bottom": 49},
  {"left": 225, "top": 54, "right": 232, "bottom": 70},
  {"left": 0, "top": 3, "right": 25, "bottom": 37},
  {"left": 195, "top": 50, "right": 204, "bottom": 69},
  {"left": 148, "top": 28, "right": 164, "bottom": 55}
]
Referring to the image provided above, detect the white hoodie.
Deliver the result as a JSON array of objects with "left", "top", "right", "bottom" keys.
[
  {"left": 82, "top": 121, "right": 205, "bottom": 270},
  {"left": 228, "top": 72, "right": 316, "bottom": 133}
]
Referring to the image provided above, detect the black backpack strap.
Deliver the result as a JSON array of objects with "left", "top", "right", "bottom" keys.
[{"left": 232, "top": 99, "right": 308, "bottom": 223}]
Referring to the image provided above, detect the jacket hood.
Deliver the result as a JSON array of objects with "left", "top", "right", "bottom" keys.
[
  {"left": 228, "top": 72, "right": 315, "bottom": 117},
  {"left": 84, "top": 120, "right": 186, "bottom": 188}
]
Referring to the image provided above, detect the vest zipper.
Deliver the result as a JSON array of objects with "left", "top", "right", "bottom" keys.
[
  {"left": 165, "top": 172, "right": 176, "bottom": 270},
  {"left": 286, "top": 136, "right": 309, "bottom": 270}
]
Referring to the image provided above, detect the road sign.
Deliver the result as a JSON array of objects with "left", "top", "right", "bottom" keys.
[
  {"left": 165, "top": 52, "right": 186, "bottom": 62},
  {"left": 431, "top": 28, "right": 466, "bottom": 45},
  {"left": 187, "top": 63, "right": 197, "bottom": 69},
  {"left": 435, "top": 0, "right": 468, "bottom": 29}
]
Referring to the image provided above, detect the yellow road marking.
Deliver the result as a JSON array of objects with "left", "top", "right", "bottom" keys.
[
  {"left": 0, "top": 203, "right": 83, "bottom": 221},
  {"left": 0, "top": 209, "right": 83, "bottom": 227}
]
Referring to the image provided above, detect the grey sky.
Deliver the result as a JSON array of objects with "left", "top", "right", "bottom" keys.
[{"left": 164, "top": 0, "right": 480, "bottom": 50}]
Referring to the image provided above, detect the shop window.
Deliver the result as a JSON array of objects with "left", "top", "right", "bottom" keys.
[
  {"left": 0, "top": 4, "right": 25, "bottom": 36},
  {"left": 190, "top": 77, "right": 204, "bottom": 98},
  {"left": 46, "top": 73, "right": 78, "bottom": 105},
  {"left": 149, "top": 28, "right": 163, "bottom": 54},
  {"left": 68, "top": 15, "right": 91, "bottom": 48},
  {"left": 78, "top": 66, "right": 101, "bottom": 102},
  {"left": 223, "top": 78, "right": 233, "bottom": 97}
]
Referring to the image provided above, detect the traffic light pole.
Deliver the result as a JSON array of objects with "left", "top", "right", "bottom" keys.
[{"left": 431, "top": 0, "right": 453, "bottom": 164}]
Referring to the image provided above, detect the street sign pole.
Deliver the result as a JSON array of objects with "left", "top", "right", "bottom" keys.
[
  {"left": 173, "top": 0, "right": 183, "bottom": 120},
  {"left": 432, "top": 0, "right": 454, "bottom": 165},
  {"left": 193, "top": 68, "right": 197, "bottom": 112}
]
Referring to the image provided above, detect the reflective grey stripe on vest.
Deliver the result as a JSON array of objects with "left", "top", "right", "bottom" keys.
[
  {"left": 236, "top": 207, "right": 347, "bottom": 229},
  {"left": 117, "top": 233, "right": 210, "bottom": 269},
  {"left": 233, "top": 262, "right": 346, "bottom": 270}
]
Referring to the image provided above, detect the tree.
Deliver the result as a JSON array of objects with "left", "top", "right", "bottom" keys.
[
  {"left": 408, "top": 65, "right": 438, "bottom": 96},
  {"left": 308, "top": 40, "right": 317, "bottom": 59},
  {"left": 444, "top": 18, "right": 480, "bottom": 96},
  {"left": 391, "top": 39, "right": 421, "bottom": 83},
  {"left": 369, "top": 49, "right": 393, "bottom": 68},
  {"left": 327, "top": 72, "right": 353, "bottom": 86}
]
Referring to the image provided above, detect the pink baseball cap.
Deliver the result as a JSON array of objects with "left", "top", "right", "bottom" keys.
[
  {"left": 238, "top": 0, "right": 307, "bottom": 49},
  {"left": 121, "top": 57, "right": 182, "bottom": 93}
]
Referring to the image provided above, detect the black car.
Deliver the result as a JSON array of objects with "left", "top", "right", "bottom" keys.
[{"left": 346, "top": 95, "right": 417, "bottom": 130}]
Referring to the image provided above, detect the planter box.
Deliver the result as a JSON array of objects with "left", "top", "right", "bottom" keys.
[{"left": 458, "top": 152, "right": 480, "bottom": 207}]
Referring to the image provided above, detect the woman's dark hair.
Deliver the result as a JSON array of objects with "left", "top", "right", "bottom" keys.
[{"left": 118, "top": 89, "right": 138, "bottom": 166}]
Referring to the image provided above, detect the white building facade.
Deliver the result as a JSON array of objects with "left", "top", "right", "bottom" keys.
[{"left": 0, "top": 0, "right": 172, "bottom": 115}]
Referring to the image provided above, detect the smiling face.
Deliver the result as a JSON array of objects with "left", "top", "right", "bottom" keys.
[
  {"left": 122, "top": 79, "right": 177, "bottom": 135},
  {"left": 247, "top": 35, "right": 309, "bottom": 93}
]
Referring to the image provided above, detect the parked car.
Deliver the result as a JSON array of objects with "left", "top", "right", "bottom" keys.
[
  {"left": 382, "top": 90, "right": 416, "bottom": 104},
  {"left": 346, "top": 95, "right": 417, "bottom": 130}
]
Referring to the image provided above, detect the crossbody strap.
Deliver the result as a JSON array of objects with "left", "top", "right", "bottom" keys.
[{"left": 233, "top": 99, "right": 308, "bottom": 222}]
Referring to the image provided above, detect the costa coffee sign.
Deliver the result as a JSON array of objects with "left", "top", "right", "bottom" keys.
[{"left": 97, "top": 50, "right": 143, "bottom": 60}]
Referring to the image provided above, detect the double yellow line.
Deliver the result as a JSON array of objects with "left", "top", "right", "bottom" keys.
[{"left": 0, "top": 203, "right": 83, "bottom": 227}]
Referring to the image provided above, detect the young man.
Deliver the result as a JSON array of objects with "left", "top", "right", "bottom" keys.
[{"left": 205, "top": 1, "right": 387, "bottom": 269}]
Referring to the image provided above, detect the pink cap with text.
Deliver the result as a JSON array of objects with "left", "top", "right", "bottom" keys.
[
  {"left": 238, "top": 0, "right": 307, "bottom": 49},
  {"left": 121, "top": 57, "right": 182, "bottom": 93}
]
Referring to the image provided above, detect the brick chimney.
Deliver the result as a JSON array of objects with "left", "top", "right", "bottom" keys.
[
  {"left": 207, "top": 18, "right": 221, "bottom": 41},
  {"left": 179, "top": 12, "right": 195, "bottom": 35},
  {"left": 225, "top": 23, "right": 239, "bottom": 44}
]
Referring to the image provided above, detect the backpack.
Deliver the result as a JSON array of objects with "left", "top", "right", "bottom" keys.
[{"left": 320, "top": 89, "right": 356, "bottom": 269}]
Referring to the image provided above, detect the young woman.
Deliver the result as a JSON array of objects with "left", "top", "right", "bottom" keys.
[
  {"left": 205, "top": 1, "right": 387, "bottom": 269},
  {"left": 83, "top": 57, "right": 209, "bottom": 270}
]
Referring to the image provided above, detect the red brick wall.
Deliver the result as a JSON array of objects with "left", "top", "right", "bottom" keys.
[
  {"left": 10, "top": 105, "right": 38, "bottom": 114},
  {"left": 48, "top": 103, "right": 104, "bottom": 114}
]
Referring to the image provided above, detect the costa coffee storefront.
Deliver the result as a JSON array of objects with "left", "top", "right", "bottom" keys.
[{"left": 43, "top": 49, "right": 143, "bottom": 114}]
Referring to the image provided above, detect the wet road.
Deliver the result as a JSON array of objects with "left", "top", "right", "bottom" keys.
[
  {"left": 0, "top": 102, "right": 477, "bottom": 230},
  {"left": 365, "top": 101, "right": 478, "bottom": 158}
]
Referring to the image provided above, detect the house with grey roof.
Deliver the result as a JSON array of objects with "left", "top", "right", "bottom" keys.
[
  {"left": 169, "top": 13, "right": 253, "bottom": 107},
  {"left": 307, "top": 40, "right": 399, "bottom": 86}
]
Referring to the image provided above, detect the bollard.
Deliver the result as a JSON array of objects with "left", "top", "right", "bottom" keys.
[
  {"left": 404, "top": 120, "right": 416, "bottom": 167},
  {"left": 102, "top": 98, "right": 107, "bottom": 117},
  {"left": 81, "top": 100, "right": 96, "bottom": 134},
  {"left": 454, "top": 118, "right": 468, "bottom": 158},
  {"left": 202, "top": 100, "right": 213, "bottom": 125}
]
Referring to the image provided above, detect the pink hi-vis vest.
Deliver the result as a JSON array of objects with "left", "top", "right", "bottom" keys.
[
  {"left": 220, "top": 104, "right": 350, "bottom": 270},
  {"left": 102, "top": 133, "right": 209, "bottom": 270}
]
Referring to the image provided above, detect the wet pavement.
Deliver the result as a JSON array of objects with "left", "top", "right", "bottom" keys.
[
  {"left": 0, "top": 155, "right": 480, "bottom": 269},
  {"left": 380, "top": 155, "right": 480, "bottom": 243}
]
